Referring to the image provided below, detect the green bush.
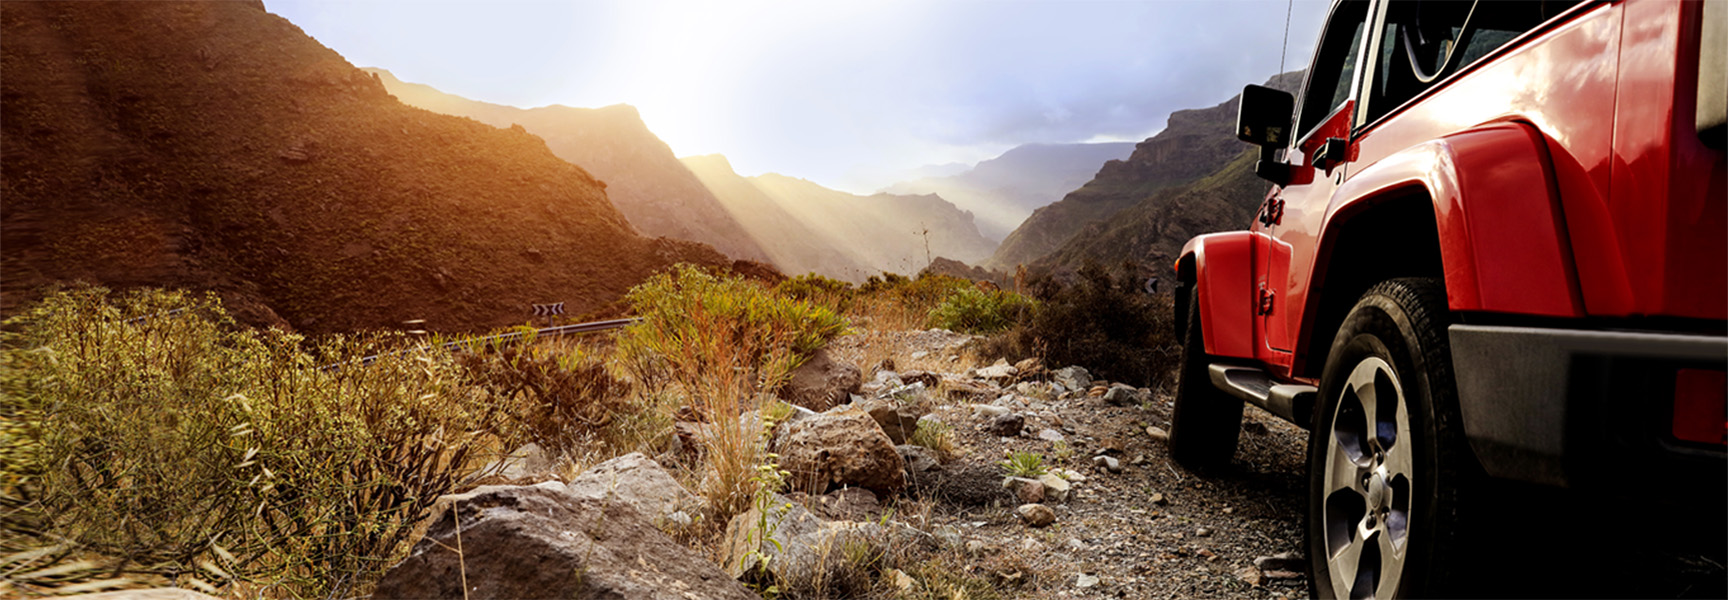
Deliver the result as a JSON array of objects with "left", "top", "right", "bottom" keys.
[
  {"left": 925, "top": 288, "right": 1036, "bottom": 334},
  {"left": 774, "top": 273, "right": 856, "bottom": 313},
  {"left": 998, "top": 451, "right": 1047, "bottom": 478},
  {"left": 0, "top": 288, "right": 504, "bottom": 597},
  {"left": 619, "top": 264, "right": 849, "bottom": 396},
  {"left": 987, "top": 261, "right": 1178, "bottom": 387}
]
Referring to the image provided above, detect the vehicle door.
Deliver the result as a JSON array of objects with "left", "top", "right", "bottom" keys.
[{"left": 1255, "top": 0, "right": 1374, "bottom": 371}]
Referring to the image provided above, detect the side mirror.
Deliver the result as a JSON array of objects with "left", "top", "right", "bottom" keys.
[
  {"left": 1236, "top": 84, "right": 1296, "bottom": 186},
  {"left": 1237, "top": 85, "right": 1294, "bottom": 147}
]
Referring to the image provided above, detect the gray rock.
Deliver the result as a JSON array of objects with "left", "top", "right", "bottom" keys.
[
  {"left": 485, "top": 442, "right": 565, "bottom": 481},
  {"left": 1065, "top": 538, "right": 1090, "bottom": 552},
  {"left": 897, "top": 444, "right": 943, "bottom": 474},
  {"left": 1037, "top": 428, "right": 1066, "bottom": 442},
  {"left": 778, "top": 349, "right": 862, "bottom": 411},
  {"left": 972, "top": 404, "right": 1010, "bottom": 418},
  {"left": 910, "top": 350, "right": 930, "bottom": 360},
  {"left": 1196, "top": 526, "right": 1213, "bottom": 537},
  {"left": 1147, "top": 425, "right": 1170, "bottom": 442},
  {"left": 1236, "top": 565, "right": 1265, "bottom": 587},
  {"left": 1092, "top": 455, "right": 1122, "bottom": 473},
  {"left": 1016, "top": 503, "right": 1056, "bottom": 527},
  {"left": 721, "top": 494, "right": 888, "bottom": 586},
  {"left": 565, "top": 453, "right": 698, "bottom": 526},
  {"left": 1103, "top": 383, "right": 1140, "bottom": 406},
  {"left": 1076, "top": 573, "right": 1100, "bottom": 589},
  {"left": 1150, "top": 492, "right": 1168, "bottom": 505},
  {"left": 1052, "top": 366, "right": 1092, "bottom": 391},
  {"left": 799, "top": 487, "right": 883, "bottom": 521},
  {"left": 374, "top": 485, "right": 753, "bottom": 600},
  {"left": 984, "top": 412, "right": 1025, "bottom": 437},
  {"left": 974, "top": 359, "right": 1018, "bottom": 380}
]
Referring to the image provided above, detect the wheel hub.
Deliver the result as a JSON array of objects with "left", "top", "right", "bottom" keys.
[
  {"left": 1321, "top": 356, "right": 1415, "bottom": 600},
  {"left": 1366, "top": 466, "right": 1390, "bottom": 508}
]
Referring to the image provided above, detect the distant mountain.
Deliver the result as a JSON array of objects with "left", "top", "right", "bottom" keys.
[
  {"left": 681, "top": 155, "right": 874, "bottom": 280},
  {"left": 364, "top": 68, "right": 769, "bottom": 263},
  {"left": 985, "top": 71, "right": 1304, "bottom": 271},
  {"left": 0, "top": 1, "right": 732, "bottom": 333},
  {"left": 1029, "top": 71, "right": 1308, "bottom": 275},
  {"left": 885, "top": 142, "right": 1135, "bottom": 241},
  {"left": 683, "top": 156, "right": 997, "bottom": 282}
]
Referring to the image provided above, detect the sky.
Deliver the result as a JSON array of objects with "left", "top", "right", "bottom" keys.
[{"left": 265, "top": 0, "right": 1328, "bottom": 193}]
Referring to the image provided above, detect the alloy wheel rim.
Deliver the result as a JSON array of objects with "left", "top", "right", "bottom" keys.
[{"left": 1322, "top": 356, "right": 1413, "bottom": 599}]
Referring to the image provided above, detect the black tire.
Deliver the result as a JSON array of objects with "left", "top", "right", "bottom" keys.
[
  {"left": 1307, "top": 278, "right": 1473, "bottom": 599},
  {"left": 1169, "top": 287, "right": 1244, "bottom": 469}
]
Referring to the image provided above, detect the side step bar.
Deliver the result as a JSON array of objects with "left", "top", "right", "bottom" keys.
[{"left": 1207, "top": 364, "right": 1318, "bottom": 427}]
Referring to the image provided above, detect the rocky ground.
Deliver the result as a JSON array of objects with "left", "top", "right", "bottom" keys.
[
  {"left": 365, "top": 325, "right": 1723, "bottom": 600},
  {"left": 829, "top": 329, "right": 1313, "bottom": 599}
]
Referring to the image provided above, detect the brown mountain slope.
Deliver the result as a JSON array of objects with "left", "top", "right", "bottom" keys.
[
  {"left": 985, "top": 71, "right": 1304, "bottom": 271},
  {"left": 363, "top": 69, "right": 770, "bottom": 263},
  {"left": 0, "top": 1, "right": 729, "bottom": 333}
]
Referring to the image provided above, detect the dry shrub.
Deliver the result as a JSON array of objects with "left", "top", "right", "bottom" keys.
[
  {"left": 617, "top": 265, "right": 848, "bottom": 523},
  {"left": 924, "top": 287, "right": 1036, "bottom": 334},
  {"left": 456, "top": 343, "right": 641, "bottom": 459},
  {"left": 984, "top": 261, "right": 1179, "bottom": 387},
  {"left": 850, "top": 273, "right": 973, "bottom": 331},
  {"left": 0, "top": 288, "right": 504, "bottom": 597}
]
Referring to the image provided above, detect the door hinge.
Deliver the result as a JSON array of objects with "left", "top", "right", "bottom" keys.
[
  {"left": 1259, "top": 198, "right": 1285, "bottom": 226},
  {"left": 1257, "top": 286, "right": 1276, "bottom": 316}
]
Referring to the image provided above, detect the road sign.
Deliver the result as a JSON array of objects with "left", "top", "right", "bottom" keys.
[{"left": 532, "top": 302, "right": 565, "bottom": 316}]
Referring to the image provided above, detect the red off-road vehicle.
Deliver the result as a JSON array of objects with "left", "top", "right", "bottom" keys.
[{"left": 1170, "top": 0, "right": 1725, "bottom": 597}]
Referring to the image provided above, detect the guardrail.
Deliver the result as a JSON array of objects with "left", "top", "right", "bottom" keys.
[{"left": 328, "top": 317, "right": 641, "bottom": 370}]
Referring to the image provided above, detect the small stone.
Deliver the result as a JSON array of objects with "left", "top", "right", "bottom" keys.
[
  {"left": 1097, "top": 437, "right": 1125, "bottom": 455},
  {"left": 1130, "top": 454, "right": 1148, "bottom": 465},
  {"left": 1198, "top": 548, "right": 1217, "bottom": 560},
  {"left": 1103, "top": 383, "right": 1139, "bottom": 406},
  {"left": 891, "top": 569, "right": 922, "bottom": 594},
  {"left": 1019, "top": 537, "right": 1047, "bottom": 553},
  {"left": 1016, "top": 503, "right": 1056, "bottom": 527},
  {"left": 1003, "top": 476, "right": 1046, "bottom": 503},
  {"left": 1037, "top": 428, "right": 1066, "bottom": 443},
  {"left": 1223, "top": 507, "right": 1235, "bottom": 515},
  {"left": 973, "top": 404, "right": 1010, "bottom": 418},
  {"left": 1053, "top": 366, "right": 1092, "bottom": 390},
  {"left": 1037, "top": 473, "right": 1071, "bottom": 503},
  {"left": 1057, "top": 468, "right": 1087, "bottom": 482},
  {"left": 985, "top": 412, "right": 1025, "bottom": 437},
  {"left": 1150, "top": 493, "right": 1168, "bottom": 505},
  {"left": 1236, "top": 565, "right": 1265, "bottom": 587},
  {"left": 1091, "top": 455, "right": 1122, "bottom": 473},
  {"left": 1254, "top": 551, "right": 1306, "bottom": 572},
  {"left": 911, "top": 350, "right": 930, "bottom": 360},
  {"left": 1147, "top": 426, "right": 1170, "bottom": 442},
  {"left": 1076, "top": 573, "right": 1100, "bottom": 589},
  {"left": 1065, "top": 538, "right": 1089, "bottom": 552},
  {"left": 1264, "top": 570, "right": 1304, "bottom": 580},
  {"left": 1196, "top": 526, "right": 1213, "bottom": 537}
]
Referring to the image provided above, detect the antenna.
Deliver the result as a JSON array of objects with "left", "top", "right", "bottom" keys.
[{"left": 1279, "top": 0, "right": 1294, "bottom": 75}]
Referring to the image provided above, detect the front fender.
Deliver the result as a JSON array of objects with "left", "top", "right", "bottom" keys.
[
  {"left": 1179, "top": 232, "right": 1256, "bottom": 359},
  {"left": 1319, "top": 122, "right": 1583, "bottom": 318}
]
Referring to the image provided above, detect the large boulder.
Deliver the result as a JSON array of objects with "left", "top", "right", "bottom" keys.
[
  {"left": 565, "top": 452, "right": 698, "bottom": 525},
  {"left": 373, "top": 485, "right": 754, "bottom": 600},
  {"left": 775, "top": 408, "right": 905, "bottom": 496},
  {"left": 777, "top": 349, "right": 861, "bottom": 411}
]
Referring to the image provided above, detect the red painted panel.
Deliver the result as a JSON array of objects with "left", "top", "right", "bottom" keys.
[
  {"left": 1445, "top": 124, "right": 1583, "bottom": 317},
  {"left": 1183, "top": 232, "right": 1256, "bottom": 359}
]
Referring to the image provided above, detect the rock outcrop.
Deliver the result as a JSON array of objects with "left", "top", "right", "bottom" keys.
[
  {"left": 373, "top": 484, "right": 754, "bottom": 599},
  {"left": 777, "top": 349, "right": 862, "bottom": 412},
  {"left": 774, "top": 408, "right": 906, "bottom": 496}
]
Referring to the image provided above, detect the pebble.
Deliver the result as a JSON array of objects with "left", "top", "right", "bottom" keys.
[
  {"left": 1065, "top": 538, "right": 1089, "bottom": 552},
  {"left": 1196, "top": 526, "right": 1213, "bottom": 537},
  {"left": 1003, "top": 476, "right": 1046, "bottom": 503},
  {"left": 1092, "top": 455, "right": 1122, "bottom": 473},
  {"left": 1037, "top": 472, "right": 1071, "bottom": 503},
  {"left": 1147, "top": 426, "right": 1170, "bottom": 442},
  {"left": 1265, "top": 570, "right": 1304, "bottom": 579},
  {"left": 1016, "top": 503, "right": 1056, "bottom": 527},
  {"left": 1150, "top": 492, "right": 1168, "bottom": 505},
  {"left": 1235, "top": 565, "right": 1265, "bottom": 587},
  {"left": 1076, "top": 573, "right": 1100, "bottom": 589},
  {"left": 1019, "top": 537, "right": 1047, "bottom": 553},
  {"left": 973, "top": 404, "right": 1010, "bottom": 418},
  {"left": 984, "top": 412, "right": 1025, "bottom": 437},
  {"left": 1037, "top": 428, "right": 1066, "bottom": 442},
  {"left": 1254, "top": 551, "right": 1305, "bottom": 572},
  {"left": 892, "top": 569, "right": 922, "bottom": 594}
]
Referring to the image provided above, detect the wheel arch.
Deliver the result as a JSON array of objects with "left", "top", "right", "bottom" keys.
[
  {"left": 1294, "top": 121, "right": 1583, "bottom": 377},
  {"left": 1177, "top": 231, "right": 1256, "bottom": 359}
]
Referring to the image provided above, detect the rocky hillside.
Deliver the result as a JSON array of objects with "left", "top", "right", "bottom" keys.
[
  {"left": 985, "top": 71, "right": 1304, "bottom": 271},
  {"left": 364, "top": 69, "right": 770, "bottom": 263},
  {"left": 885, "top": 142, "right": 1135, "bottom": 241},
  {"left": 0, "top": 1, "right": 731, "bottom": 333},
  {"left": 684, "top": 155, "right": 996, "bottom": 282}
]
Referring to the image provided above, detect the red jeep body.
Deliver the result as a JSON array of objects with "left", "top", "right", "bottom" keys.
[{"left": 1177, "top": 0, "right": 1724, "bottom": 491}]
